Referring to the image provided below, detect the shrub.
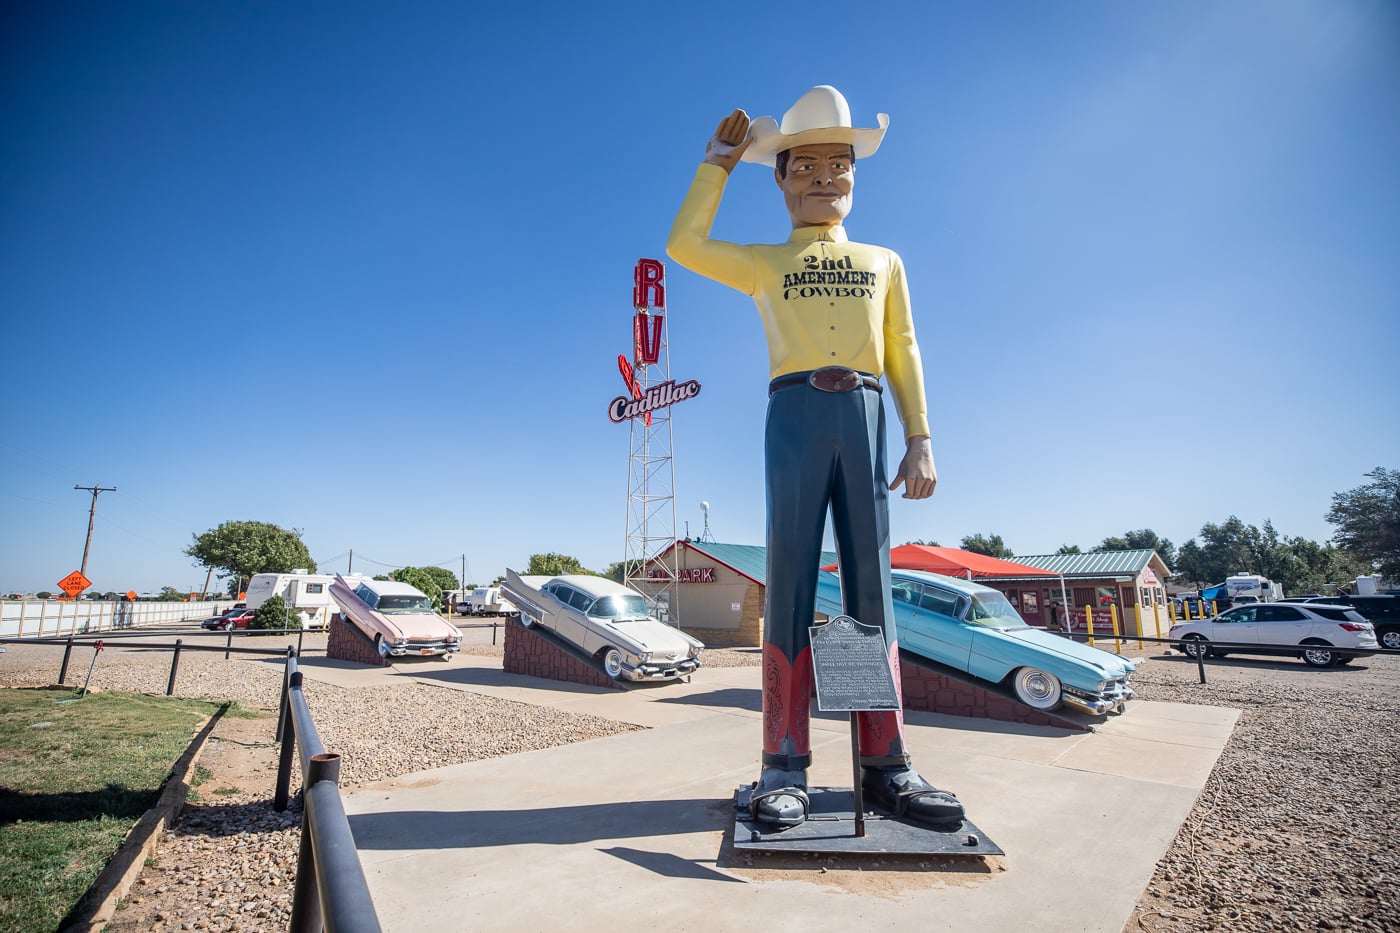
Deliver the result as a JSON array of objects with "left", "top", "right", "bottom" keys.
[{"left": 251, "top": 595, "right": 290, "bottom": 630}]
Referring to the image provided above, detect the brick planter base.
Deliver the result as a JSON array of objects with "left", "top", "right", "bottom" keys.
[
  {"left": 898, "top": 653, "right": 1087, "bottom": 731},
  {"left": 326, "top": 614, "right": 389, "bottom": 667},
  {"left": 502, "top": 617, "right": 624, "bottom": 690}
]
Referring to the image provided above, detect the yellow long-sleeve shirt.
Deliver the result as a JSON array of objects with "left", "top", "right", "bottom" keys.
[{"left": 666, "top": 163, "right": 930, "bottom": 439}]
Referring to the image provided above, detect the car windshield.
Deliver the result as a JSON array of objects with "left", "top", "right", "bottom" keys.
[
  {"left": 588, "top": 594, "right": 651, "bottom": 621},
  {"left": 376, "top": 595, "right": 433, "bottom": 614},
  {"left": 964, "top": 592, "right": 1030, "bottom": 630}
]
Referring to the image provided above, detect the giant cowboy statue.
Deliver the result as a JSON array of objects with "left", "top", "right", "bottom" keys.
[{"left": 667, "top": 86, "right": 966, "bottom": 830}]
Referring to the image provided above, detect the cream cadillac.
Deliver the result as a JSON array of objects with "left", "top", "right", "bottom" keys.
[
  {"left": 502, "top": 570, "right": 703, "bottom": 681},
  {"left": 329, "top": 574, "right": 462, "bottom": 659}
]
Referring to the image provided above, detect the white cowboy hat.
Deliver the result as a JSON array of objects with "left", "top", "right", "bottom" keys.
[{"left": 741, "top": 85, "right": 889, "bottom": 168}]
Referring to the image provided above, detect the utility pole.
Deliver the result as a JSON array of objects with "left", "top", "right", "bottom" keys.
[{"left": 74, "top": 484, "right": 117, "bottom": 578}]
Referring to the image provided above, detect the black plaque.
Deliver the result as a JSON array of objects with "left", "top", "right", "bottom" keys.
[{"left": 809, "top": 615, "right": 901, "bottom": 712}]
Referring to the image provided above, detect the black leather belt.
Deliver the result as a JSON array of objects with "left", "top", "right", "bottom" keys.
[{"left": 769, "top": 367, "right": 882, "bottom": 395}]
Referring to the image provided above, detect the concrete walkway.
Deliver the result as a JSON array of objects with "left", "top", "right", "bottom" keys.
[{"left": 294, "top": 654, "right": 1237, "bottom": 933}]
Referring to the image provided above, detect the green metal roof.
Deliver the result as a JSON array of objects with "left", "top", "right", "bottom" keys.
[
  {"left": 1006, "top": 549, "right": 1162, "bottom": 577},
  {"left": 675, "top": 541, "right": 1167, "bottom": 585},
  {"left": 679, "top": 541, "right": 838, "bottom": 586}
]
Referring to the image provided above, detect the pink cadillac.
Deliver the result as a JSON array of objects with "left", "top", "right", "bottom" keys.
[{"left": 329, "top": 574, "right": 462, "bottom": 659}]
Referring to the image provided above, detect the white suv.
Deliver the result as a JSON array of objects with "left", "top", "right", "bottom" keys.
[{"left": 1169, "top": 603, "right": 1377, "bottom": 668}]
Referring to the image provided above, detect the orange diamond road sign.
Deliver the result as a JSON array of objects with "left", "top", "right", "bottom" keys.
[{"left": 57, "top": 571, "right": 92, "bottom": 597}]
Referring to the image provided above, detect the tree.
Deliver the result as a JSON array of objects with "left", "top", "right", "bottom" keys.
[
  {"left": 1096, "top": 529, "right": 1177, "bottom": 568},
  {"left": 1174, "top": 540, "right": 1207, "bottom": 587},
  {"left": 186, "top": 521, "right": 316, "bottom": 587},
  {"left": 157, "top": 586, "right": 186, "bottom": 602},
  {"left": 601, "top": 561, "right": 628, "bottom": 583},
  {"left": 527, "top": 552, "right": 594, "bottom": 576},
  {"left": 1173, "top": 516, "right": 1352, "bottom": 597},
  {"left": 390, "top": 566, "right": 453, "bottom": 610},
  {"left": 1055, "top": 544, "right": 1082, "bottom": 555},
  {"left": 960, "top": 533, "right": 1013, "bottom": 559},
  {"left": 394, "top": 565, "right": 459, "bottom": 597},
  {"left": 1326, "top": 467, "right": 1400, "bottom": 580},
  {"left": 905, "top": 539, "right": 941, "bottom": 547},
  {"left": 36, "top": 591, "right": 52, "bottom": 600}
]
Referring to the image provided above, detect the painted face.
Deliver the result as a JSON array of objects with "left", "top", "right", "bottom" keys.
[{"left": 776, "top": 142, "right": 855, "bottom": 228}]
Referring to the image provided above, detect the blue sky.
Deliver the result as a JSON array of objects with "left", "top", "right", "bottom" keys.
[{"left": 3, "top": 1, "right": 1397, "bottom": 594}]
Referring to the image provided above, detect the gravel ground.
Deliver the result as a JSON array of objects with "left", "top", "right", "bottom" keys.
[
  {"left": 2, "top": 635, "right": 1395, "bottom": 932},
  {"left": 1124, "top": 653, "right": 1398, "bottom": 932}
]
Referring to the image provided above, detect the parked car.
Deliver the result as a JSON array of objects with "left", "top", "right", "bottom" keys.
[
  {"left": 1168, "top": 602, "right": 1377, "bottom": 667},
  {"left": 328, "top": 575, "right": 462, "bottom": 659},
  {"left": 814, "top": 569, "right": 1136, "bottom": 715},
  {"left": 501, "top": 570, "right": 703, "bottom": 681},
  {"left": 201, "top": 608, "right": 255, "bottom": 631},
  {"left": 1173, "top": 596, "right": 1212, "bottom": 618},
  {"left": 1278, "top": 595, "right": 1400, "bottom": 650}
]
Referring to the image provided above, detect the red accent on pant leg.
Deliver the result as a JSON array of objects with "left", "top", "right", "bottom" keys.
[
  {"left": 763, "top": 643, "right": 813, "bottom": 757},
  {"left": 858, "top": 638, "right": 908, "bottom": 758},
  {"left": 790, "top": 647, "right": 813, "bottom": 755},
  {"left": 762, "top": 643, "right": 789, "bottom": 754}
]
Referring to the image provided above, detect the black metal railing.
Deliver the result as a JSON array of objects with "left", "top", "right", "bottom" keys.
[
  {"left": 0, "top": 631, "right": 383, "bottom": 932},
  {"left": 275, "top": 651, "right": 382, "bottom": 933}
]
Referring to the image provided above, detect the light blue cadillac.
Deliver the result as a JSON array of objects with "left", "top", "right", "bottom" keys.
[{"left": 814, "top": 569, "right": 1136, "bottom": 715}]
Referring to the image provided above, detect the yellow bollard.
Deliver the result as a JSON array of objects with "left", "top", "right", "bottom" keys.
[
  {"left": 1085, "top": 604, "right": 1096, "bottom": 647},
  {"left": 1153, "top": 601, "right": 1163, "bottom": 642},
  {"left": 1211, "top": 600, "right": 1219, "bottom": 616},
  {"left": 1168, "top": 600, "right": 1178, "bottom": 625},
  {"left": 1111, "top": 604, "right": 1122, "bottom": 654},
  {"left": 1134, "top": 604, "right": 1145, "bottom": 651}
]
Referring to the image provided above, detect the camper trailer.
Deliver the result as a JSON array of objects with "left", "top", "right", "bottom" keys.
[
  {"left": 243, "top": 572, "right": 339, "bottom": 629},
  {"left": 463, "top": 586, "right": 519, "bottom": 617},
  {"left": 1224, "top": 573, "right": 1283, "bottom": 604}
]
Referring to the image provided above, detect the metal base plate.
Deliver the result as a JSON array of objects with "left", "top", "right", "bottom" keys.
[{"left": 734, "top": 785, "right": 1003, "bottom": 856}]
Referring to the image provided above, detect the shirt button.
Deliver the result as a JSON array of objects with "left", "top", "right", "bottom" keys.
[
  {"left": 830, "top": 351, "right": 837, "bottom": 357},
  {"left": 829, "top": 325, "right": 836, "bottom": 331}
]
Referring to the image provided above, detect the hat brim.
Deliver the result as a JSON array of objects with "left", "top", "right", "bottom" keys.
[{"left": 740, "top": 113, "right": 889, "bottom": 168}]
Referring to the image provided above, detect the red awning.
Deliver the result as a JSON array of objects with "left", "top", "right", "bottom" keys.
[{"left": 821, "top": 545, "right": 1057, "bottom": 579}]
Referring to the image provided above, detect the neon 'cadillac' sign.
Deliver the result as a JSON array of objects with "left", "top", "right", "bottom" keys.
[{"left": 608, "top": 258, "right": 702, "bottom": 424}]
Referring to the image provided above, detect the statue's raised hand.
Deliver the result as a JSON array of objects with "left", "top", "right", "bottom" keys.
[{"left": 704, "top": 109, "right": 752, "bottom": 175}]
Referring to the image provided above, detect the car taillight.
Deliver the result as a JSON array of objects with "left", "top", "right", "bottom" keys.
[{"left": 1339, "top": 622, "right": 1371, "bottom": 632}]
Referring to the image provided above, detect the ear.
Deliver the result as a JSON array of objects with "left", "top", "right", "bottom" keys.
[{"left": 774, "top": 166, "right": 784, "bottom": 187}]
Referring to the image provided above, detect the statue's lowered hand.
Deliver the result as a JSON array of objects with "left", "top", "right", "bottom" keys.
[{"left": 890, "top": 436, "right": 937, "bottom": 500}]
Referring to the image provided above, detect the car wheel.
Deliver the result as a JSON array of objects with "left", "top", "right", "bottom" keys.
[
  {"left": 1301, "top": 641, "right": 1336, "bottom": 668},
  {"left": 520, "top": 613, "right": 535, "bottom": 629},
  {"left": 601, "top": 648, "right": 624, "bottom": 680},
  {"left": 1180, "top": 634, "right": 1210, "bottom": 659},
  {"left": 1380, "top": 628, "right": 1400, "bottom": 651},
  {"left": 1011, "top": 667, "right": 1062, "bottom": 711},
  {"left": 375, "top": 635, "right": 390, "bottom": 659}
]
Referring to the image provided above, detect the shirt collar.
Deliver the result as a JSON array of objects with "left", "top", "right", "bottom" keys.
[{"left": 786, "top": 225, "right": 849, "bottom": 244}]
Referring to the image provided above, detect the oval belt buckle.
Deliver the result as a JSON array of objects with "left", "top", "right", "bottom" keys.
[{"left": 809, "top": 367, "right": 860, "bottom": 393}]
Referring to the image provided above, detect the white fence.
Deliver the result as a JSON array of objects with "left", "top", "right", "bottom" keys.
[{"left": 0, "top": 599, "right": 236, "bottom": 638}]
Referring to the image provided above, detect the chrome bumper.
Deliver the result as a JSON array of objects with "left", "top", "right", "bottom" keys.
[
  {"left": 1061, "top": 683, "right": 1135, "bottom": 716},
  {"left": 622, "top": 658, "right": 702, "bottom": 681}
]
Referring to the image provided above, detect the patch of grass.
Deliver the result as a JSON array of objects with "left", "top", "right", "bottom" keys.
[{"left": 0, "top": 688, "right": 222, "bottom": 933}]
